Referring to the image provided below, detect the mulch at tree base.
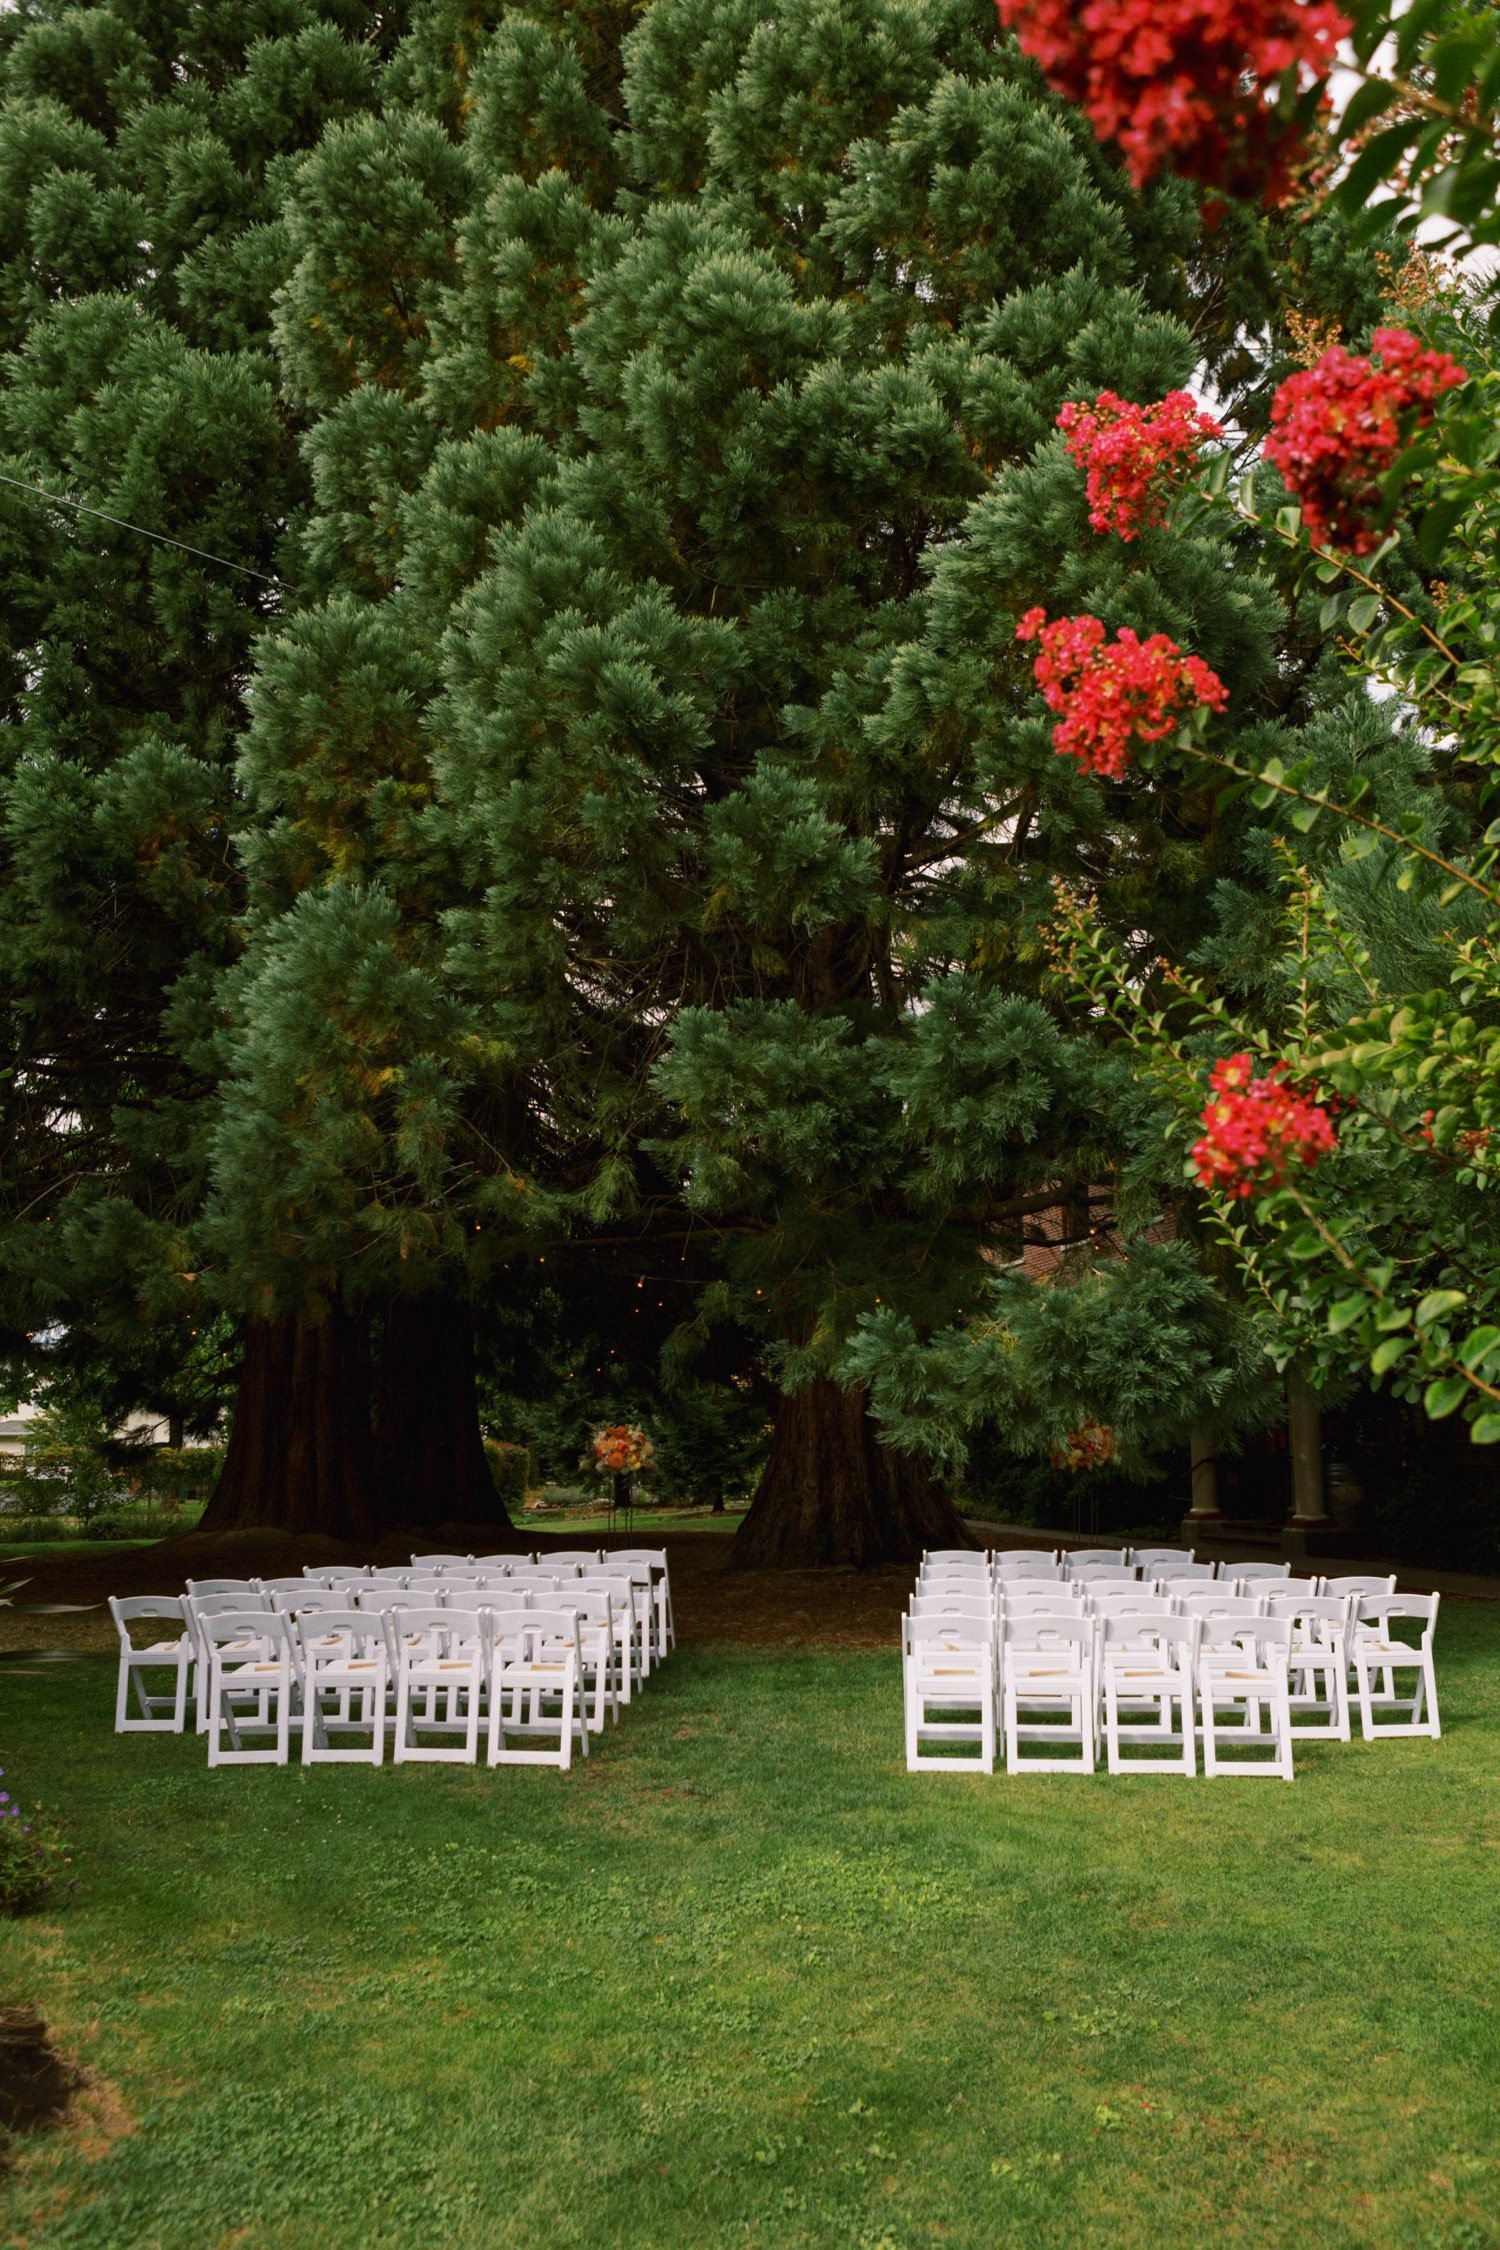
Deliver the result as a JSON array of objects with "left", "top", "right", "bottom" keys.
[{"left": 0, "top": 1528, "right": 911, "bottom": 1654}]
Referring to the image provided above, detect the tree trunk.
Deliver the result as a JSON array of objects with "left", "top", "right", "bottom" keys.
[
  {"left": 374, "top": 1292, "right": 520, "bottom": 1536},
  {"left": 200, "top": 1306, "right": 381, "bottom": 1540},
  {"left": 727, "top": 1376, "right": 973, "bottom": 1568}
]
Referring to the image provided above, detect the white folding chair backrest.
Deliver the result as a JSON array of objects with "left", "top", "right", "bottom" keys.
[
  {"left": 301, "top": 1566, "right": 372, "bottom": 1585},
  {"left": 1088, "top": 1590, "right": 1175, "bottom": 1618},
  {"left": 1066, "top": 1567, "right": 1140, "bottom": 1589},
  {"left": 1000, "top": 1585, "right": 1083, "bottom": 1614},
  {"left": 923, "top": 1550, "right": 987, "bottom": 1569},
  {"left": 188, "top": 1591, "right": 272, "bottom": 1623},
  {"left": 909, "top": 1594, "right": 992, "bottom": 1622},
  {"left": 1176, "top": 1592, "right": 1268, "bottom": 1619},
  {"left": 993, "top": 1557, "right": 1062, "bottom": 1581},
  {"left": 253, "top": 1577, "right": 314, "bottom": 1596},
  {"left": 1224, "top": 1561, "right": 1291, "bottom": 1584},
  {"left": 1156, "top": 1570, "right": 1219, "bottom": 1595},
  {"left": 410, "top": 1554, "right": 472, "bottom": 1569},
  {"left": 270, "top": 1588, "right": 342, "bottom": 1614},
  {"left": 474, "top": 1552, "right": 532, "bottom": 1567},
  {"left": 992, "top": 1548, "right": 1058, "bottom": 1567},
  {"left": 548, "top": 1551, "right": 606, "bottom": 1568},
  {"left": 1356, "top": 1592, "right": 1439, "bottom": 1639},
  {"left": 1130, "top": 1548, "right": 1195, "bottom": 1574},
  {"left": 1063, "top": 1550, "right": 1132, "bottom": 1574},
  {"left": 1101, "top": 1613, "right": 1196, "bottom": 1659},
  {"left": 1267, "top": 1594, "right": 1348, "bottom": 1634},
  {"left": 185, "top": 1578, "right": 257, "bottom": 1597},
  {"left": 367, "top": 1568, "right": 412, "bottom": 1585},
  {"left": 1325, "top": 1574, "right": 1398, "bottom": 1600}
]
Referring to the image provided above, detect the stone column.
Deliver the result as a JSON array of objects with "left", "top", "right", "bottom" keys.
[
  {"left": 1186, "top": 1428, "right": 1225, "bottom": 1522},
  {"left": 1286, "top": 1366, "right": 1331, "bottom": 1527}
]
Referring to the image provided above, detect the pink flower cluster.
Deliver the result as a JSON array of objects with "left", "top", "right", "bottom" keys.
[
  {"left": 1058, "top": 391, "right": 1226, "bottom": 540},
  {"left": 1017, "top": 609, "right": 1228, "bottom": 779},
  {"left": 1192, "top": 1053, "right": 1337, "bottom": 1197},
  {"left": 1264, "top": 326, "right": 1468, "bottom": 553},
  {"left": 995, "top": 0, "right": 1349, "bottom": 196}
]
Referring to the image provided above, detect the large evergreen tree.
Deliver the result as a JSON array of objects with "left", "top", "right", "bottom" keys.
[
  {"left": 199, "top": 0, "right": 1303, "bottom": 1560},
  {"left": 0, "top": 2, "right": 408, "bottom": 1514}
]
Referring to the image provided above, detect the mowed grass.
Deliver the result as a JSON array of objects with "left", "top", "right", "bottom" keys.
[{"left": 2, "top": 1609, "right": 1499, "bottom": 2250}]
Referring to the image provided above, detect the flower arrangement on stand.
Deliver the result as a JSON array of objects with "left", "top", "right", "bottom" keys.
[
  {"left": 1049, "top": 1420, "right": 1118, "bottom": 1473},
  {"left": 589, "top": 1424, "right": 654, "bottom": 1521}
]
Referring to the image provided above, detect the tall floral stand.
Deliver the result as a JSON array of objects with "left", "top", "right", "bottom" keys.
[{"left": 609, "top": 1472, "right": 635, "bottom": 1532}]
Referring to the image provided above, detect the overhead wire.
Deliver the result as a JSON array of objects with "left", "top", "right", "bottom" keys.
[{"left": 0, "top": 468, "right": 291, "bottom": 590}]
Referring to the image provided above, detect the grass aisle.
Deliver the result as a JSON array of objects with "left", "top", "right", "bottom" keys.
[{"left": 2, "top": 1613, "right": 1498, "bottom": 2250}]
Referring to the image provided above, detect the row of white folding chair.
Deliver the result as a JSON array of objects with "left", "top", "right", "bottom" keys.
[
  {"left": 906, "top": 1609, "right": 1297, "bottom": 1779},
  {"left": 406, "top": 1550, "right": 675, "bottom": 1656},
  {"left": 200, "top": 1605, "right": 594, "bottom": 1770},
  {"left": 904, "top": 1591, "right": 1439, "bottom": 1773}
]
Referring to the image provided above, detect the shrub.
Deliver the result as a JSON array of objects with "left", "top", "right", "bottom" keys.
[
  {"left": 483, "top": 1440, "right": 532, "bottom": 1509},
  {"left": 0, "top": 1771, "right": 73, "bottom": 1915}
]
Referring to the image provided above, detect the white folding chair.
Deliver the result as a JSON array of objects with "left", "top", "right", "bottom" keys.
[
  {"left": 301, "top": 1566, "right": 373, "bottom": 1585},
  {"left": 1197, "top": 1617, "right": 1294, "bottom": 1779},
  {"left": 585, "top": 1575, "right": 647, "bottom": 1703},
  {"left": 410, "top": 1554, "right": 473, "bottom": 1569},
  {"left": 555, "top": 1589, "right": 620, "bottom": 1733},
  {"left": 1350, "top": 1594, "right": 1441, "bottom": 1740},
  {"left": 1175, "top": 1591, "right": 1268, "bottom": 1621},
  {"left": 903, "top": 1614, "right": 996, "bottom": 1774},
  {"left": 1129, "top": 1547, "right": 1195, "bottom": 1575},
  {"left": 1066, "top": 1566, "right": 1141, "bottom": 1589},
  {"left": 1154, "top": 1564, "right": 1217, "bottom": 1588},
  {"left": 993, "top": 1556, "right": 1063, "bottom": 1583},
  {"left": 1100, "top": 1615, "right": 1198, "bottom": 1776},
  {"left": 1063, "top": 1549, "right": 1132, "bottom": 1574},
  {"left": 299, "top": 1608, "right": 393, "bottom": 1764},
  {"left": 109, "top": 1596, "right": 195, "bottom": 1733},
  {"left": 1267, "top": 1596, "right": 1351, "bottom": 1741},
  {"left": 253, "top": 1577, "right": 314, "bottom": 1596},
  {"left": 910, "top": 1592, "right": 992, "bottom": 1622},
  {"left": 1001, "top": 1614, "right": 1095, "bottom": 1774},
  {"left": 186, "top": 1593, "right": 273, "bottom": 1734},
  {"left": 185, "top": 1578, "right": 257, "bottom": 1598},
  {"left": 610, "top": 1550, "right": 675, "bottom": 1657},
  {"left": 923, "top": 1550, "right": 989, "bottom": 1569},
  {"left": 488, "top": 1608, "right": 590, "bottom": 1770},
  {"left": 392, "top": 1606, "right": 488, "bottom": 1764},
  {"left": 1222, "top": 1561, "right": 1291, "bottom": 1585},
  {"left": 203, "top": 1611, "right": 300, "bottom": 1768}
]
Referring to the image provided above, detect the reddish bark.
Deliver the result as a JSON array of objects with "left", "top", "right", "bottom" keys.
[{"left": 200, "top": 1305, "right": 380, "bottom": 1540}]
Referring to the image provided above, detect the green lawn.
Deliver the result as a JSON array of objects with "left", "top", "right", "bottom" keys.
[{"left": 2, "top": 1610, "right": 1498, "bottom": 2249}]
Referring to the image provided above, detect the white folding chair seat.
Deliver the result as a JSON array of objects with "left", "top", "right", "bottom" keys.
[
  {"left": 1129, "top": 1547, "right": 1196, "bottom": 1574},
  {"left": 393, "top": 1606, "right": 488, "bottom": 1763},
  {"left": 488, "top": 1609, "right": 590, "bottom": 1770},
  {"left": 109, "top": 1596, "right": 195, "bottom": 1732},
  {"left": 298, "top": 1609, "right": 393, "bottom": 1764},
  {"left": 903, "top": 1615, "right": 995, "bottom": 1774},
  {"left": 1197, "top": 1618, "right": 1293, "bottom": 1779},
  {"left": 1267, "top": 1596, "right": 1351, "bottom": 1741},
  {"left": 1222, "top": 1561, "right": 1291, "bottom": 1584},
  {"left": 203, "top": 1611, "right": 300, "bottom": 1767},
  {"left": 1001, "top": 1615, "right": 1095, "bottom": 1774},
  {"left": 1100, "top": 1615, "right": 1197, "bottom": 1775},
  {"left": 1350, "top": 1595, "right": 1440, "bottom": 1740}
]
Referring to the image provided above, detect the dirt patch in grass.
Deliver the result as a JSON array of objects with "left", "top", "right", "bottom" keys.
[
  {"left": 0, "top": 2006, "right": 80, "bottom": 2157},
  {"left": 0, "top": 1527, "right": 914, "bottom": 1651}
]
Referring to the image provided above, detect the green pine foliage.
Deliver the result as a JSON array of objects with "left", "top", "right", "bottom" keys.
[{"left": 0, "top": 3, "right": 403, "bottom": 1409}]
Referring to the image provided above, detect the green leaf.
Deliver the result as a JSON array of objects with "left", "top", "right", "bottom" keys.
[
  {"left": 1327, "top": 1293, "right": 1368, "bottom": 1335},
  {"left": 1460, "top": 1324, "right": 1500, "bottom": 1372},
  {"left": 1288, "top": 801, "right": 1321, "bottom": 832},
  {"left": 1371, "top": 1334, "right": 1411, "bottom": 1375},
  {"left": 1343, "top": 829, "right": 1382, "bottom": 862},
  {"left": 1338, "top": 74, "right": 1399, "bottom": 139},
  {"left": 1469, "top": 1413, "right": 1500, "bottom": 1444},
  {"left": 1334, "top": 119, "right": 1430, "bottom": 214},
  {"left": 1347, "top": 593, "right": 1381, "bottom": 632},
  {"left": 1418, "top": 492, "right": 1469, "bottom": 568},
  {"left": 1415, "top": 1289, "right": 1466, "bottom": 1329},
  {"left": 1424, "top": 1375, "right": 1470, "bottom": 1420}
]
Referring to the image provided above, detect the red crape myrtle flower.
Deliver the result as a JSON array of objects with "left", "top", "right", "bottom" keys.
[
  {"left": 1192, "top": 1052, "right": 1337, "bottom": 1197},
  {"left": 1058, "top": 391, "right": 1226, "bottom": 540},
  {"left": 1017, "top": 608, "right": 1228, "bottom": 779},
  {"left": 1264, "top": 326, "right": 1467, "bottom": 552},
  {"left": 995, "top": 0, "right": 1349, "bottom": 197}
]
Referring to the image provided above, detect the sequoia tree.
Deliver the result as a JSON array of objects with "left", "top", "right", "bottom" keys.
[{"left": 0, "top": 2, "right": 410, "bottom": 1504}]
